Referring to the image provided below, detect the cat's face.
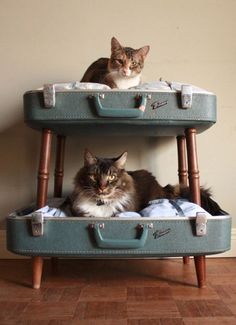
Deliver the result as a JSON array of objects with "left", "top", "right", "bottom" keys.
[
  {"left": 78, "top": 150, "right": 128, "bottom": 201},
  {"left": 108, "top": 37, "right": 149, "bottom": 78}
]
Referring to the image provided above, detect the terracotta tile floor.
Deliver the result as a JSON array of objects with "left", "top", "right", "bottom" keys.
[{"left": 0, "top": 258, "right": 236, "bottom": 324}]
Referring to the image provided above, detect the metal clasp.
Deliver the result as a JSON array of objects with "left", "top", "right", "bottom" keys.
[
  {"left": 89, "top": 223, "right": 105, "bottom": 229},
  {"left": 196, "top": 213, "right": 208, "bottom": 236},
  {"left": 181, "top": 84, "right": 193, "bottom": 109},
  {"left": 31, "top": 212, "right": 44, "bottom": 237},
  {"left": 138, "top": 223, "right": 153, "bottom": 229},
  {"left": 43, "top": 84, "right": 55, "bottom": 108}
]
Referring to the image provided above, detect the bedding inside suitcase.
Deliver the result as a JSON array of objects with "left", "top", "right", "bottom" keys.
[{"left": 7, "top": 198, "right": 231, "bottom": 258}]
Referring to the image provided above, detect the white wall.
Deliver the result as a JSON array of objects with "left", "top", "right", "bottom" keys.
[{"left": 0, "top": 0, "right": 235, "bottom": 255}]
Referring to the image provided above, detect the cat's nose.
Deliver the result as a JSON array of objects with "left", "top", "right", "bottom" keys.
[
  {"left": 98, "top": 183, "right": 106, "bottom": 193},
  {"left": 122, "top": 68, "right": 131, "bottom": 77}
]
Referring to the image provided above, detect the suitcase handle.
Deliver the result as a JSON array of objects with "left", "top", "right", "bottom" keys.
[
  {"left": 92, "top": 94, "right": 147, "bottom": 118},
  {"left": 92, "top": 223, "right": 149, "bottom": 249}
]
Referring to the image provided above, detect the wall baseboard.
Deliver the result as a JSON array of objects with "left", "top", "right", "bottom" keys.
[{"left": 1, "top": 228, "right": 235, "bottom": 259}]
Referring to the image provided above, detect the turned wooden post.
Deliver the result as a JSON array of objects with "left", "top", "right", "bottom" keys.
[
  {"left": 177, "top": 135, "right": 188, "bottom": 186},
  {"left": 177, "top": 135, "right": 190, "bottom": 265},
  {"left": 185, "top": 128, "right": 206, "bottom": 288},
  {"left": 185, "top": 129, "right": 201, "bottom": 204},
  {"left": 32, "top": 129, "right": 53, "bottom": 289},
  {"left": 54, "top": 135, "right": 66, "bottom": 197},
  {"left": 51, "top": 135, "right": 66, "bottom": 272},
  {"left": 37, "top": 129, "right": 53, "bottom": 208}
]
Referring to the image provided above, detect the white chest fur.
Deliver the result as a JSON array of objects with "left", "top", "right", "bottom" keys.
[
  {"left": 110, "top": 72, "right": 141, "bottom": 89},
  {"left": 77, "top": 193, "right": 132, "bottom": 218}
]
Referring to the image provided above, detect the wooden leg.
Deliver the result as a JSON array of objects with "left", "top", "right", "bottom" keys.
[
  {"left": 32, "top": 129, "right": 53, "bottom": 289},
  {"left": 52, "top": 135, "right": 66, "bottom": 270},
  {"left": 185, "top": 128, "right": 206, "bottom": 288},
  {"left": 182, "top": 257, "right": 190, "bottom": 265},
  {"left": 54, "top": 135, "right": 66, "bottom": 197},
  {"left": 185, "top": 128, "right": 201, "bottom": 205},
  {"left": 177, "top": 135, "right": 188, "bottom": 186},
  {"left": 32, "top": 256, "right": 44, "bottom": 289},
  {"left": 194, "top": 255, "right": 206, "bottom": 288},
  {"left": 37, "top": 129, "right": 53, "bottom": 208},
  {"left": 177, "top": 135, "right": 190, "bottom": 265}
]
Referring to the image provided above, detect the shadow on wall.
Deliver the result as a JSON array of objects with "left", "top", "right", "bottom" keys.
[
  {"left": 0, "top": 114, "right": 175, "bottom": 228},
  {"left": 0, "top": 120, "right": 41, "bottom": 228}
]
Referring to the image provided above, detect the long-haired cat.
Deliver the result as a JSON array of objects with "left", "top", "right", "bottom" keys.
[
  {"left": 69, "top": 150, "right": 226, "bottom": 218},
  {"left": 80, "top": 37, "right": 150, "bottom": 89}
]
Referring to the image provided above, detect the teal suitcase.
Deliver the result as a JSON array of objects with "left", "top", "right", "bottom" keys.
[
  {"left": 7, "top": 210, "right": 231, "bottom": 258},
  {"left": 6, "top": 83, "right": 230, "bottom": 289},
  {"left": 23, "top": 86, "right": 216, "bottom": 136}
]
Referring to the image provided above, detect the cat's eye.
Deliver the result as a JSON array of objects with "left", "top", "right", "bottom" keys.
[
  {"left": 131, "top": 62, "right": 138, "bottom": 68},
  {"left": 108, "top": 175, "right": 116, "bottom": 181}
]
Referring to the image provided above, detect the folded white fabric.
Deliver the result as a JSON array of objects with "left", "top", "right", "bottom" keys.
[
  {"left": 140, "top": 199, "right": 211, "bottom": 218},
  {"left": 132, "top": 80, "right": 213, "bottom": 94},
  {"left": 31, "top": 198, "right": 210, "bottom": 218},
  {"left": 115, "top": 211, "right": 142, "bottom": 218},
  {"left": 38, "top": 82, "right": 111, "bottom": 91},
  {"left": 37, "top": 80, "right": 213, "bottom": 94},
  {"left": 116, "top": 199, "right": 211, "bottom": 218},
  {"left": 32, "top": 205, "right": 69, "bottom": 217}
]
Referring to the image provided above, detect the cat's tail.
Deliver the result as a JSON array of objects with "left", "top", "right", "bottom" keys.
[{"left": 163, "top": 184, "right": 228, "bottom": 216}]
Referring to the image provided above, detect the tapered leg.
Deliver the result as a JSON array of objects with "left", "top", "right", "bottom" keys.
[
  {"left": 52, "top": 135, "right": 66, "bottom": 271},
  {"left": 194, "top": 255, "right": 206, "bottom": 288},
  {"left": 177, "top": 135, "right": 190, "bottom": 265},
  {"left": 32, "top": 129, "right": 53, "bottom": 289},
  {"left": 32, "top": 256, "right": 44, "bottom": 289},
  {"left": 185, "top": 128, "right": 206, "bottom": 288}
]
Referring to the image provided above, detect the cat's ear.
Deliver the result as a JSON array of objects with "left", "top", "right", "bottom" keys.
[
  {"left": 111, "top": 37, "right": 122, "bottom": 52},
  {"left": 137, "top": 45, "right": 150, "bottom": 58},
  {"left": 114, "top": 151, "right": 128, "bottom": 169},
  {"left": 84, "top": 149, "right": 97, "bottom": 166}
]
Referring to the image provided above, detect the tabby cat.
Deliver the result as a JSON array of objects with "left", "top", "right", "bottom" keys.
[
  {"left": 69, "top": 150, "right": 226, "bottom": 218},
  {"left": 80, "top": 37, "right": 150, "bottom": 89}
]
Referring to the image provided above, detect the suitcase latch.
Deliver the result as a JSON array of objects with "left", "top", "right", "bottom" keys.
[
  {"left": 196, "top": 212, "right": 208, "bottom": 236},
  {"left": 31, "top": 212, "right": 44, "bottom": 237},
  {"left": 181, "top": 84, "right": 193, "bottom": 109},
  {"left": 43, "top": 82, "right": 81, "bottom": 107},
  {"left": 43, "top": 84, "right": 55, "bottom": 108}
]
